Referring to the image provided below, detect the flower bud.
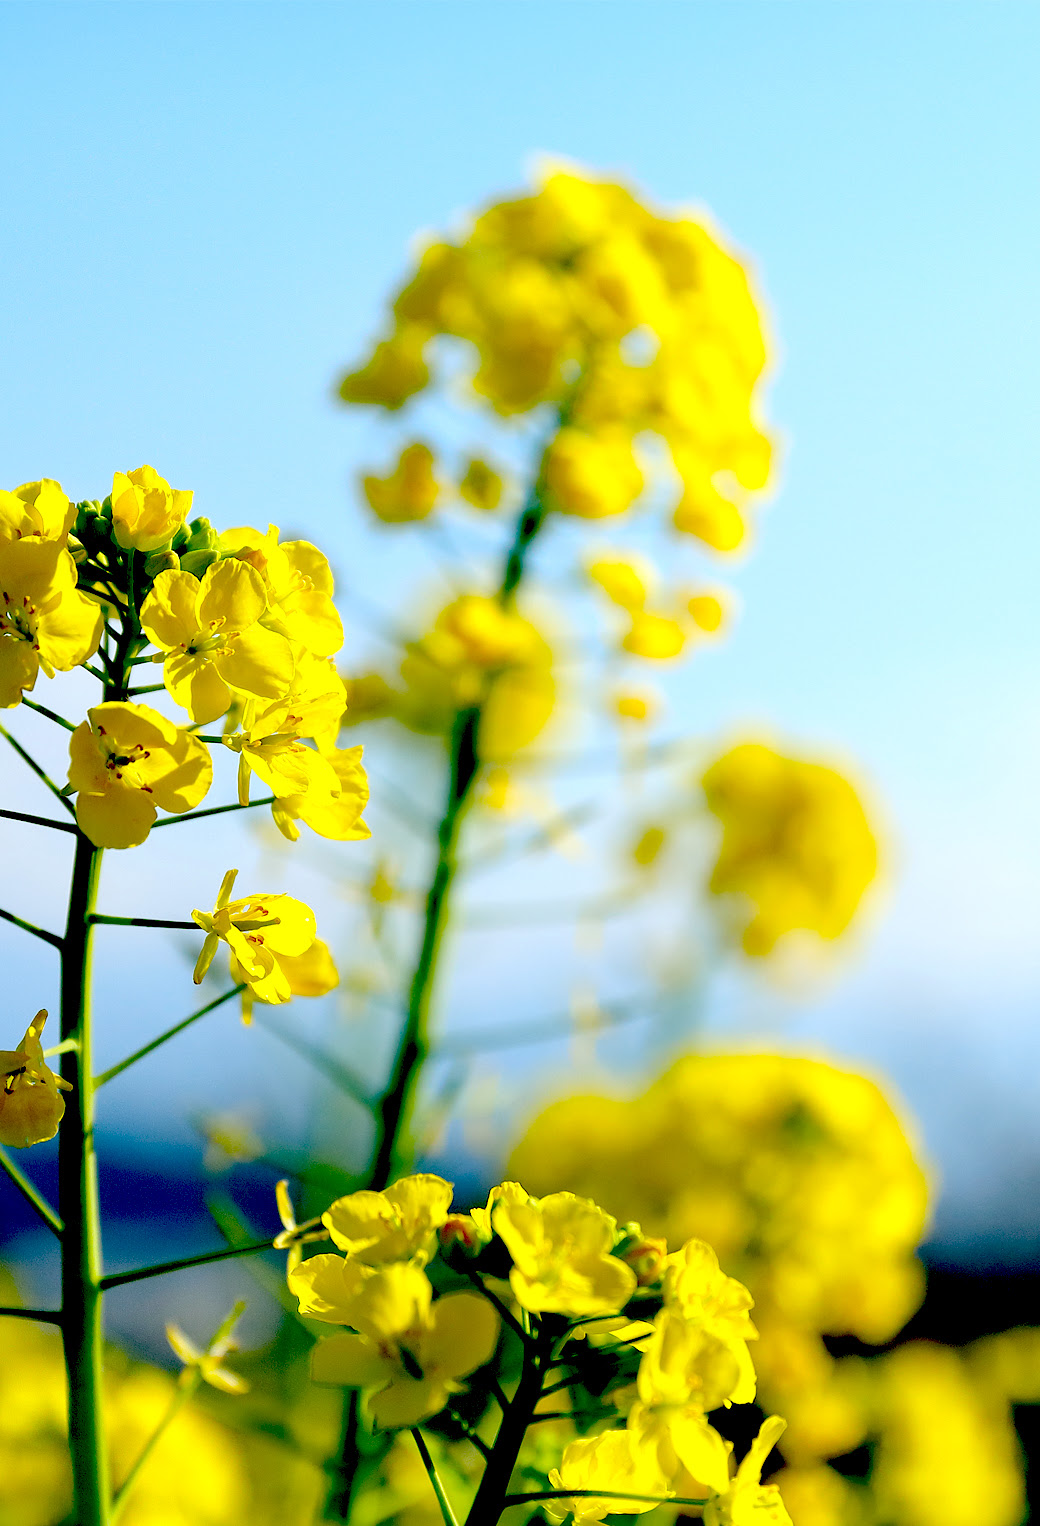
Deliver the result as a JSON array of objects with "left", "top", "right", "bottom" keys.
[
  {"left": 438, "top": 1213, "right": 488, "bottom": 1260},
  {"left": 66, "top": 535, "right": 88, "bottom": 565},
  {"left": 111, "top": 465, "right": 192, "bottom": 552},
  {"left": 615, "top": 1225, "right": 668, "bottom": 1286},
  {"left": 178, "top": 548, "right": 219, "bottom": 578},
  {"left": 144, "top": 549, "right": 181, "bottom": 578}
]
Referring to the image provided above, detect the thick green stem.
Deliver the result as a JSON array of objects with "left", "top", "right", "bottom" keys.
[
  {"left": 59, "top": 830, "right": 109, "bottom": 1526},
  {"left": 464, "top": 1328, "right": 550, "bottom": 1525}
]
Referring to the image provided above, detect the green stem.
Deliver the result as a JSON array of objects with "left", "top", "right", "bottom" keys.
[
  {"left": 21, "top": 696, "right": 77, "bottom": 731},
  {"left": 464, "top": 1325, "right": 551, "bottom": 1526},
  {"left": 0, "top": 807, "right": 78, "bottom": 834},
  {"left": 503, "top": 1490, "right": 705, "bottom": 1510},
  {"left": 0, "top": 1304, "right": 63, "bottom": 1323},
  {"left": 89, "top": 915, "right": 197, "bottom": 930},
  {"left": 150, "top": 795, "right": 275, "bottom": 829},
  {"left": 94, "top": 986, "right": 245, "bottom": 1088},
  {"left": 59, "top": 830, "right": 109, "bottom": 1526},
  {"left": 110, "top": 1374, "right": 200, "bottom": 1522},
  {"left": 369, "top": 703, "right": 480, "bottom": 1190},
  {"left": 0, "top": 1144, "right": 64, "bottom": 1235},
  {"left": 99, "top": 1236, "right": 273, "bottom": 1291},
  {"left": 0, "top": 722, "right": 77, "bottom": 815},
  {"left": 0, "top": 905, "right": 64, "bottom": 948},
  {"left": 411, "top": 1430, "right": 459, "bottom": 1526}
]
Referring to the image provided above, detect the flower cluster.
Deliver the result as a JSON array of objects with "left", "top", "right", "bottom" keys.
[
  {"left": 702, "top": 741, "right": 879, "bottom": 955},
  {"left": 0, "top": 469, "right": 369, "bottom": 850},
  {"left": 341, "top": 163, "right": 773, "bottom": 551},
  {"left": 285, "top": 1171, "right": 792, "bottom": 1524},
  {"left": 344, "top": 593, "right": 556, "bottom": 761},
  {"left": 510, "top": 1052, "right": 949, "bottom": 1525}
]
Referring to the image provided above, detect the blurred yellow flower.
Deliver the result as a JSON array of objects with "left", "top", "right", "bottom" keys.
[
  {"left": 701, "top": 741, "right": 878, "bottom": 956},
  {"left": 623, "top": 611, "right": 686, "bottom": 660},
  {"left": 0, "top": 1011, "right": 71, "bottom": 1149},
  {"left": 458, "top": 457, "right": 504, "bottom": 511},
  {"left": 166, "top": 1302, "right": 250, "bottom": 1396},
  {"left": 545, "top": 427, "right": 643, "bottom": 519},
  {"left": 339, "top": 324, "right": 430, "bottom": 409},
  {"left": 363, "top": 443, "right": 440, "bottom": 524}
]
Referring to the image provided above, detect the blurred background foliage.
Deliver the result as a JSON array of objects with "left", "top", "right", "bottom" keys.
[{"left": 2, "top": 4, "right": 1039, "bottom": 1525}]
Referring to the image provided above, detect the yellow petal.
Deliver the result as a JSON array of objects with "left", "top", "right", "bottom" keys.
[
  {"left": 76, "top": 786, "right": 157, "bottom": 849},
  {"left": 421, "top": 1293, "right": 498, "bottom": 1380},
  {"left": 197, "top": 558, "right": 268, "bottom": 632},
  {"left": 140, "top": 570, "right": 203, "bottom": 649},
  {"left": 165, "top": 651, "right": 233, "bottom": 725},
  {"left": 368, "top": 1376, "right": 447, "bottom": 1430},
  {"left": 310, "top": 1332, "right": 393, "bottom": 1389},
  {"left": 216, "top": 624, "right": 295, "bottom": 700}
]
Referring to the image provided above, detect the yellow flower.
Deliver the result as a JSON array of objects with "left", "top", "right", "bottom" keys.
[
  {"left": 661, "top": 1239, "right": 757, "bottom": 1404},
  {"left": 614, "top": 690, "right": 657, "bottom": 724},
  {"left": 545, "top": 427, "right": 644, "bottom": 519},
  {"left": 545, "top": 1429, "right": 668, "bottom": 1523},
  {"left": 339, "top": 324, "right": 430, "bottom": 409},
  {"left": 290, "top": 1258, "right": 498, "bottom": 1429},
  {"left": 587, "top": 553, "right": 652, "bottom": 611},
  {"left": 468, "top": 1179, "right": 531, "bottom": 1240},
  {"left": 140, "top": 560, "right": 295, "bottom": 724},
  {"left": 220, "top": 524, "right": 344, "bottom": 658},
  {"left": 110, "top": 465, "right": 193, "bottom": 552},
  {"left": 166, "top": 1303, "right": 250, "bottom": 1395},
  {"left": 67, "top": 701, "right": 212, "bottom": 848},
  {"left": 701, "top": 741, "right": 878, "bottom": 955},
  {"left": 224, "top": 694, "right": 344, "bottom": 815},
  {"left": 493, "top": 1190, "right": 637, "bottom": 1317},
  {"left": 688, "top": 592, "right": 727, "bottom": 633},
  {"left": 0, "top": 480, "right": 75, "bottom": 544},
  {"left": 458, "top": 457, "right": 504, "bottom": 511},
  {"left": 0, "top": 1011, "right": 72, "bottom": 1148},
  {"left": 271, "top": 744, "right": 371, "bottom": 844},
  {"left": 703, "top": 1417, "right": 791, "bottom": 1526},
  {"left": 0, "top": 538, "right": 103, "bottom": 707},
  {"left": 192, "top": 868, "right": 319, "bottom": 1006},
  {"left": 623, "top": 611, "right": 686, "bottom": 660},
  {"left": 322, "top": 1174, "right": 455, "bottom": 1265},
  {"left": 362, "top": 443, "right": 440, "bottom": 524}
]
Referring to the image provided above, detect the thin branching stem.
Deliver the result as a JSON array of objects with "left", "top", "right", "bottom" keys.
[
  {"left": 21, "top": 697, "right": 77, "bottom": 731},
  {"left": 99, "top": 1236, "right": 274, "bottom": 1291},
  {"left": 151, "top": 795, "right": 275, "bottom": 829},
  {"left": 0, "top": 905, "right": 64, "bottom": 948},
  {"left": 0, "top": 807, "right": 78, "bottom": 834},
  {"left": 0, "top": 722, "right": 77, "bottom": 815},
  {"left": 89, "top": 915, "right": 198, "bottom": 931},
  {"left": 0, "top": 1144, "right": 64, "bottom": 1236},
  {"left": 411, "top": 1431, "right": 459, "bottom": 1526},
  {"left": 0, "top": 1304, "right": 63, "bottom": 1324},
  {"left": 94, "top": 986, "right": 245, "bottom": 1088}
]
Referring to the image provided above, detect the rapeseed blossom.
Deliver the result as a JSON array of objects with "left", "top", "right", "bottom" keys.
[
  {"left": 290, "top": 1258, "right": 498, "bottom": 1429},
  {"left": 704, "top": 1417, "right": 791, "bottom": 1526},
  {"left": 0, "top": 1011, "right": 71, "bottom": 1148},
  {"left": 492, "top": 1190, "right": 637, "bottom": 1316},
  {"left": 702, "top": 741, "right": 878, "bottom": 955},
  {"left": 140, "top": 560, "right": 295, "bottom": 723},
  {"left": 192, "top": 868, "right": 324, "bottom": 1007},
  {"left": 110, "top": 465, "right": 193, "bottom": 552},
  {"left": 322, "top": 1173, "right": 455, "bottom": 1264},
  {"left": 0, "top": 479, "right": 75, "bottom": 544},
  {"left": 362, "top": 442, "right": 440, "bottom": 523},
  {"left": 0, "top": 538, "right": 102, "bottom": 707},
  {"left": 220, "top": 524, "right": 344, "bottom": 658},
  {"left": 68, "top": 701, "right": 212, "bottom": 847},
  {"left": 546, "top": 1430, "right": 666, "bottom": 1523}
]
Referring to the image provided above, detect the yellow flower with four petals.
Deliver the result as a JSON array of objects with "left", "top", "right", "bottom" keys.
[{"left": 67, "top": 701, "right": 212, "bottom": 848}]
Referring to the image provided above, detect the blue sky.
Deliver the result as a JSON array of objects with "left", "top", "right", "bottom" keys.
[{"left": 2, "top": 1, "right": 1039, "bottom": 1254}]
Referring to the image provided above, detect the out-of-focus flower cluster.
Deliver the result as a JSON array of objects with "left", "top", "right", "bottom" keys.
[
  {"left": 0, "top": 1292, "right": 330, "bottom": 1526},
  {"left": 509, "top": 1053, "right": 1040, "bottom": 1526},
  {"left": 284, "top": 1171, "right": 793, "bottom": 1524},
  {"left": 342, "top": 162, "right": 773, "bottom": 550}
]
